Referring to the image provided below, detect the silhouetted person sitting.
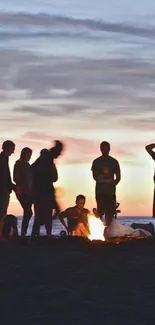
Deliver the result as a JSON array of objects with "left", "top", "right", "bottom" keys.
[
  {"left": 0, "top": 140, "right": 16, "bottom": 238},
  {"left": 13, "top": 147, "right": 33, "bottom": 236},
  {"left": 145, "top": 143, "right": 155, "bottom": 217},
  {"left": 59, "top": 194, "right": 90, "bottom": 236},
  {"left": 2, "top": 214, "right": 18, "bottom": 240},
  {"left": 91, "top": 141, "right": 121, "bottom": 226},
  {"left": 31, "top": 140, "right": 64, "bottom": 237}
]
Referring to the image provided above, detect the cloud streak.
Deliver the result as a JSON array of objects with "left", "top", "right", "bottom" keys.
[{"left": 0, "top": 11, "right": 155, "bottom": 39}]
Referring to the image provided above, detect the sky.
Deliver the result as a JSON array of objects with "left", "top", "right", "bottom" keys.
[{"left": 1, "top": 0, "right": 155, "bottom": 216}]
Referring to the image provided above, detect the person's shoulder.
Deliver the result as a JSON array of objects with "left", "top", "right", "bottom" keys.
[
  {"left": 83, "top": 208, "right": 90, "bottom": 214},
  {"left": 92, "top": 156, "right": 102, "bottom": 164},
  {"left": 14, "top": 159, "right": 21, "bottom": 167},
  {"left": 64, "top": 206, "right": 74, "bottom": 213},
  {"left": 109, "top": 156, "right": 119, "bottom": 164}
]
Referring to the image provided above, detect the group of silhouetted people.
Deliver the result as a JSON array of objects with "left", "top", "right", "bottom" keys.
[{"left": 0, "top": 139, "right": 155, "bottom": 241}]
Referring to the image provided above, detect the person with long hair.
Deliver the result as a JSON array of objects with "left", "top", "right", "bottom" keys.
[{"left": 13, "top": 147, "right": 33, "bottom": 236}]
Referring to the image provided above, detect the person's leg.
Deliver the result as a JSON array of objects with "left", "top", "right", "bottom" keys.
[
  {"left": 31, "top": 200, "right": 41, "bottom": 237},
  {"left": 18, "top": 195, "right": 33, "bottom": 236},
  {"left": 105, "top": 195, "right": 116, "bottom": 226},
  {"left": 0, "top": 192, "right": 10, "bottom": 237},
  {"left": 45, "top": 205, "right": 53, "bottom": 235},
  {"left": 52, "top": 198, "right": 60, "bottom": 218},
  {"left": 96, "top": 195, "right": 105, "bottom": 220},
  {"left": 12, "top": 217, "right": 19, "bottom": 238},
  {"left": 153, "top": 188, "right": 155, "bottom": 218}
]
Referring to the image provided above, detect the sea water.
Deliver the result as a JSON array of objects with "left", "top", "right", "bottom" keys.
[{"left": 17, "top": 216, "right": 155, "bottom": 236}]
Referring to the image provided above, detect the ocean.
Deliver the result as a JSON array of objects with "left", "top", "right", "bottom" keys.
[{"left": 16, "top": 216, "right": 155, "bottom": 236}]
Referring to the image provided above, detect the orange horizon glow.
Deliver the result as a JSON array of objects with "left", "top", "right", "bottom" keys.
[{"left": 7, "top": 155, "right": 155, "bottom": 218}]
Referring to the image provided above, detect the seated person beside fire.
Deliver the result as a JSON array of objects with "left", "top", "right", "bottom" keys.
[{"left": 58, "top": 194, "right": 91, "bottom": 237}]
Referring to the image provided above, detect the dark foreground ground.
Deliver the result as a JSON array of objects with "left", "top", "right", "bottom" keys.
[{"left": 0, "top": 236, "right": 155, "bottom": 325}]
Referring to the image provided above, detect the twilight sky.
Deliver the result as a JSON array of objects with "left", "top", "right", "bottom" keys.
[{"left": 1, "top": 0, "right": 155, "bottom": 216}]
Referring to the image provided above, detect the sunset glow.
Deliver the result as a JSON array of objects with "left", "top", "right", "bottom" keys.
[{"left": 1, "top": 1, "right": 155, "bottom": 217}]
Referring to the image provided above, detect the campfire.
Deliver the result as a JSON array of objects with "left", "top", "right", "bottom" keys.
[{"left": 88, "top": 215, "right": 105, "bottom": 241}]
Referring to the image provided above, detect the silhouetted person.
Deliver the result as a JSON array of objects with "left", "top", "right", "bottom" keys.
[
  {"left": 0, "top": 140, "right": 15, "bottom": 237},
  {"left": 91, "top": 141, "right": 121, "bottom": 226},
  {"left": 40, "top": 148, "right": 61, "bottom": 218},
  {"left": 2, "top": 214, "right": 18, "bottom": 240},
  {"left": 13, "top": 147, "right": 33, "bottom": 236},
  {"left": 31, "top": 140, "right": 64, "bottom": 237},
  {"left": 145, "top": 143, "right": 155, "bottom": 217},
  {"left": 59, "top": 194, "right": 90, "bottom": 236}
]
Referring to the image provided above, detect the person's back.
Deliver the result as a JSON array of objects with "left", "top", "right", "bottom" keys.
[
  {"left": 14, "top": 159, "right": 32, "bottom": 196},
  {"left": 32, "top": 157, "right": 56, "bottom": 196},
  {"left": 92, "top": 155, "right": 119, "bottom": 196}
]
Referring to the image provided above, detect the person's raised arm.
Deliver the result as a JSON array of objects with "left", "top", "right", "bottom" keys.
[{"left": 145, "top": 143, "right": 155, "bottom": 159}]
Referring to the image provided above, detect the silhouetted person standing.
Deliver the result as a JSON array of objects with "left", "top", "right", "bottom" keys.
[
  {"left": 13, "top": 147, "right": 33, "bottom": 236},
  {"left": 40, "top": 148, "right": 61, "bottom": 218},
  {"left": 31, "top": 141, "right": 64, "bottom": 237},
  {"left": 145, "top": 143, "right": 155, "bottom": 217},
  {"left": 0, "top": 140, "right": 15, "bottom": 237},
  {"left": 91, "top": 141, "right": 121, "bottom": 226}
]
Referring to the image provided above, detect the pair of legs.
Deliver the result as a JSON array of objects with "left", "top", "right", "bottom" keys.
[
  {"left": 96, "top": 194, "right": 116, "bottom": 226},
  {"left": 0, "top": 192, "right": 10, "bottom": 237},
  {"left": 17, "top": 194, "right": 33, "bottom": 236},
  {"left": 31, "top": 195, "right": 53, "bottom": 237}
]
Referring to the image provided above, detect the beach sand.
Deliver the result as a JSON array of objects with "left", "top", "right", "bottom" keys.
[{"left": 0, "top": 236, "right": 155, "bottom": 325}]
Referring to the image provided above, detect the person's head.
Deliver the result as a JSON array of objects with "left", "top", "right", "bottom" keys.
[
  {"left": 20, "top": 147, "right": 32, "bottom": 162},
  {"left": 2, "top": 140, "right": 15, "bottom": 156},
  {"left": 51, "top": 140, "right": 64, "bottom": 159},
  {"left": 75, "top": 194, "right": 86, "bottom": 210},
  {"left": 40, "top": 148, "right": 49, "bottom": 157},
  {"left": 100, "top": 141, "right": 110, "bottom": 156}
]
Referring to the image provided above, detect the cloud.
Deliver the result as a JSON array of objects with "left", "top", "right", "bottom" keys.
[
  {"left": 0, "top": 12, "right": 155, "bottom": 39},
  {"left": 1, "top": 48, "right": 155, "bottom": 135}
]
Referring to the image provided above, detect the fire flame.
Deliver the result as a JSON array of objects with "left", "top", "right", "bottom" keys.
[{"left": 88, "top": 215, "right": 105, "bottom": 241}]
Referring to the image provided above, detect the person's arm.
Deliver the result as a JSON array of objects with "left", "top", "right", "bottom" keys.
[
  {"left": 145, "top": 143, "right": 155, "bottom": 159},
  {"left": 91, "top": 161, "right": 98, "bottom": 181},
  {"left": 114, "top": 161, "right": 121, "bottom": 186},
  {"left": 51, "top": 163, "right": 58, "bottom": 182},
  {"left": 58, "top": 210, "right": 69, "bottom": 233},
  {"left": 13, "top": 162, "right": 22, "bottom": 194}
]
